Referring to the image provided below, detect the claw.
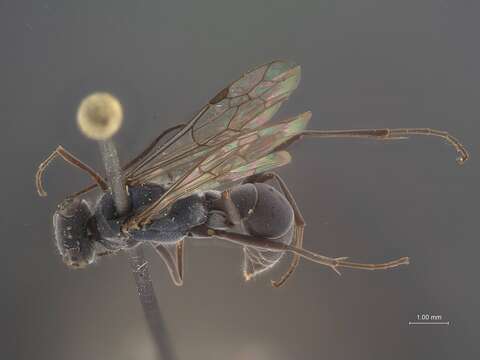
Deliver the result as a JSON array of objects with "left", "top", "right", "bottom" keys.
[
  {"left": 456, "top": 152, "right": 468, "bottom": 165},
  {"left": 330, "top": 257, "right": 349, "bottom": 276},
  {"left": 331, "top": 266, "right": 342, "bottom": 276},
  {"left": 244, "top": 271, "right": 253, "bottom": 281}
]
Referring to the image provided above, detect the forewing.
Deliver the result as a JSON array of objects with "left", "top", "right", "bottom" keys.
[
  {"left": 131, "top": 112, "right": 311, "bottom": 224},
  {"left": 125, "top": 60, "right": 301, "bottom": 187}
]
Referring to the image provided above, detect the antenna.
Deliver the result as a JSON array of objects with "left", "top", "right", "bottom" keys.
[{"left": 77, "top": 92, "right": 178, "bottom": 360}]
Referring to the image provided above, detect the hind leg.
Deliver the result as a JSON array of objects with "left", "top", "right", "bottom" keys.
[{"left": 192, "top": 227, "right": 409, "bottom": 277}]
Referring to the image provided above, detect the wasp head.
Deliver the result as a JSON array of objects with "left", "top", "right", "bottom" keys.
[{"left": 53, "top": 197, "right": 96, "bottom": 269}]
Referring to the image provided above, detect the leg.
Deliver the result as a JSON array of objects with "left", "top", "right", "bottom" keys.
[
  {"left": 301, "top": 128, "right": 469, "bottom": 164},
  {"left": 36, "top": 145, "right": 107, "bottom": 197},
  {"left": 245, "top": 172, "right": 305, "bottom": 288},
  {"left": 176, "top": 239, "right": 184, "bottom": 282},
  {"left": 67, "top": 182, "right": 99, "bottom": 199},
  {"left": 151, "top": 240, "right": 184, "bottom": 286},
  {"left": 200, "top": 227, "right": 409, "bottom": 275}
]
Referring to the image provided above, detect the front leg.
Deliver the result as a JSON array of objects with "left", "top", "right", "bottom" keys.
[{"left": 36, "top": 145, "right": 107, "bottom": 197}]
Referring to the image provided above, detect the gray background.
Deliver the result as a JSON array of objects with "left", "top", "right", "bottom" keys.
[{"left": 2, "top": 1, "right": 479, "bottom": 359}]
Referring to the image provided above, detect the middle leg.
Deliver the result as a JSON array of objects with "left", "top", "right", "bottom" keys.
[{"left": 151, "top": 240, "right": 185, "bottom": 286}]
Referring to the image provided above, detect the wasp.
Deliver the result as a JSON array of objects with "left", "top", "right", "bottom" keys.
[{"left": 36, "top": 60, "right": 468, "bottom": 287}]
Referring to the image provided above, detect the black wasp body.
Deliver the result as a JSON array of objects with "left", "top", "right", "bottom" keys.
[
  {"left": 40, "top": 60, "right": 467, "bottom": 287},
  {"left": 54, "top": 180, "right": 294, "bottom": 280}
]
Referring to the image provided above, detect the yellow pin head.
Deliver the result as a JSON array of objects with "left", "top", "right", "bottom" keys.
[{"left": 77, "top": 92, "right": 123, "bottom": 140}]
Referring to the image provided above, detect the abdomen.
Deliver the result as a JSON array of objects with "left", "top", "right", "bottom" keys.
[{"left": 230, "top": 183, "right": 295, "bottom": 278}]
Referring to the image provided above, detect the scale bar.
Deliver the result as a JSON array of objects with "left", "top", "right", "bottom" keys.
[{"left": 409, "top": 321, "right": 450, "bottom": 325}]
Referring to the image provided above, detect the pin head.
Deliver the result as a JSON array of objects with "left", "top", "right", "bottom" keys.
[{"left": 77, "top": 92, "right": 123, "bottom": 140}]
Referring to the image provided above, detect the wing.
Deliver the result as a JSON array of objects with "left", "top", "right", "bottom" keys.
[
  {"left": 124, "top": 60, "right": 301, "bottom": 187},
  {"left": 130, "top": 112, "right": 311, "bottom": 225}
]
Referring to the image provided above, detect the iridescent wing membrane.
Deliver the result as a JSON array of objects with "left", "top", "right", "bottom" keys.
[
  {"left": 125, "top": 60, "right": 301, "bottom": 187},
  {"left": 124, "top": 60, "right": 309, "bottom": 226},
  {"left": 134, "top": 112, "right": 312, "bottom": 224}
]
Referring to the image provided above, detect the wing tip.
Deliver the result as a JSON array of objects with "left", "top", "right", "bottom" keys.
[
  {"left": 270, "top": 59, "right": 301, "bottom": 69},
  {"left": 279, "top": 150, "right": 292, "bottom": 163},
  {"left": 303, "top": 110, "right": 313, "bottom": 120},
  {"left": 265, "top": 60, "right": 302, "bottom": 81}
]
